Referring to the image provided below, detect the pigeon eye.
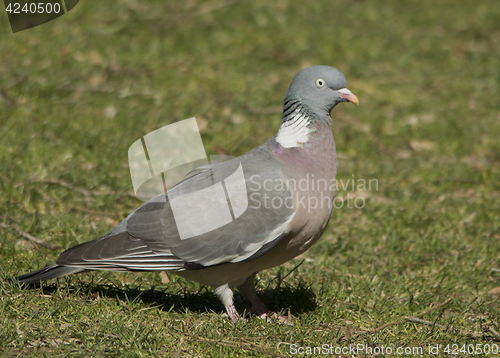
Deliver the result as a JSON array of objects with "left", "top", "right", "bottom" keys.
[{"left": 315, "top": 78, "right": 325, "bottom": 88}]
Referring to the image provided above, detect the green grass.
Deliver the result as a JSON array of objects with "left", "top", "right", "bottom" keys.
[{"left": 1, "top": 0, "right": 500, "bottom": 356}]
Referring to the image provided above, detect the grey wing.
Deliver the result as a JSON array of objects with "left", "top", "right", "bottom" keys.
[
  {"left": 126, "top": 148, "right": 295, "bottom": 267},
  {"left": 56, "top": 148, "right": 294, "bottom": 271}
]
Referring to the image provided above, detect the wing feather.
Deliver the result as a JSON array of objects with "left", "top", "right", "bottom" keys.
[{"left": 55, "top": 147, "right": 294, "bottom": 271}]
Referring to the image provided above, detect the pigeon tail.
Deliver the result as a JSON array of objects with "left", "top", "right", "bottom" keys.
[{"left": 17, "top": 264, "right": 85, "bottom": 285}]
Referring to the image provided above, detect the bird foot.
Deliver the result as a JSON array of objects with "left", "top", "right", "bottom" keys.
[
  {"left": 223, "top": 302, "right": 250, "bottom": 323},
  {"left": 221, "top": 312, "right": 248, "bottom": 323},
  {"left": 246, "top": 295, "right": 294, "bottom": 324},
  {"left": 222, "top": 306, "right": 292, "bottom": 325},
  {"left": 257, "top": 312, "right": 293, "bottom": 325}
]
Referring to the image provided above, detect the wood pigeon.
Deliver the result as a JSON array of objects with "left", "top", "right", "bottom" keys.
[{"left": 18, "top": 65, "right": 359, "bottom": 323}]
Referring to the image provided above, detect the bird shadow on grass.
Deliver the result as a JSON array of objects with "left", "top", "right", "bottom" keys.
[{"left": 34, "top": 279, "right": 318, "bottom": 318}]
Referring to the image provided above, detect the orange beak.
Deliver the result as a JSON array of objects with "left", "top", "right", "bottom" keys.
[{"left": 337, "top": 88, "right": 359, "bottom": 105}]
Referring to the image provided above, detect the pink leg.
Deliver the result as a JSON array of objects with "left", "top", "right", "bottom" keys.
[
  {"left": 214, "top": 284, "right": 247, "bottom": 323},
  {"left": 237, "top": 274, "right": 293, "bottom": 325},
  {"left": 224, "top": 301, "right": 247, "bottom": 323}
]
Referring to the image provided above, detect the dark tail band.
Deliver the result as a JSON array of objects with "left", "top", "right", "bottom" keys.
[{"left": 17, "top": 264, "right": 85, "bottom": 285}]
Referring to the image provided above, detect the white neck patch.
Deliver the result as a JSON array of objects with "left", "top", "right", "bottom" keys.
[{"left": 275, "top": 110, "right": 313, "bottom": 148}]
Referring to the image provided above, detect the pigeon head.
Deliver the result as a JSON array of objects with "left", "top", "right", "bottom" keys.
[{"left": 283, "top": 65, "right": 359, "bottom": 120}]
